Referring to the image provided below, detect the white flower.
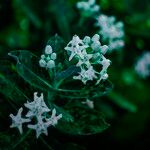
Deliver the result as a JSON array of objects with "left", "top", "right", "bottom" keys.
[
  {"left": 109, "top": 39, "right": 124, "bottom": 51},
  {"left": 10, "top": 92, "right": 62, "bottom": 138},
  {"left": 65, "top": 35, "right": 88, "bottom": 61},
  {"left": 10, "top": 107, "right": 30, "bottom": 134},
  {"left": 39, "top": 45, "right": 57, "bottom": 69},
  {"left": 76, "top": 50, "right": 93, "bottom": 67},
  {"left": 46, "top": 109, "right": 62, "bottom": 126},
  {"left": 135, "top": 51, "right": 150, "bottom": 78},
  {"left": 96, "top": 14, "right": 124, "bottom": 52},
  {"left": 24, "top": 92, "right": 50, "bottom": 118},
  {"left": 73, "top": 66, "right": 97, "bottom": 84},
  {"left": 82, "top": 99, "right": 94, "bottom": 109},
  {"left": 28, "top": 115, "right": 49, "bottom": 138},
  {"left": 100, "top": 55, "right": 111, "bottom": 70},
  {"left": 77, "top": 0, "right": 100, "bottom": 16},
  {"left": 96, "top": 70, "right": 109, "bottom": 84}
]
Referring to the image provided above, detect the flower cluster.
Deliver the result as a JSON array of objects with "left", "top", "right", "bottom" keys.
[
  {"left": 65, "top": 34, "right": 111, "bottom": 84},
  {"left": 9, "top": 92, "right": 62, "bottom": 138},
  {"left": 135, "top": 51, "right": 150, "bottom": 78},
  {"left": 77, "top": 0, "right": 100, "bottom": 17},
  {"left": 39, "top": 45, "right": 57, "bottom": 69},
  {"left": 96, "top": 14, "right": 124, "bottom": 52}
]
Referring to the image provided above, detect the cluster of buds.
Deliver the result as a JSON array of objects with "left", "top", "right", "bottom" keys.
[
  {"left": 96, "top": 14, "right": 124, "bottom": 52},
  {"left": 9, "top": 92, "right": 62, "bottom": 138},
  {"left": 39, "top": 45, "right": 57, "bottom": 69},
  {"left": 135, "top": 51, "right": 150, "bottom": 78},
  {"left": 77, "top": 0, "right": 100, "bottom": 17},
  {"left": 65, "top": 34, "right": 111, "bottom": 84}
]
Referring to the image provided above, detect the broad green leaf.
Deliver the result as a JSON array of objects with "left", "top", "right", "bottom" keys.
[
  {"left": 57, "top": 105, "right": 110, "bottom": 135},
  {"left": 8, "top": 50, "right": 54, "bottom": 92}
]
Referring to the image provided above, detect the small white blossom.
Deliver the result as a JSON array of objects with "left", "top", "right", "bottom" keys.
[
  {"left": 66, "top": 34, "right": 111, "bottom": 84},
  {"left": 135, "top": 51, "right": 150, "bottom": 78},
  {"left": 10, "top": 92, "right": 62, "bottom": 138},
  {"left": 46, "top": 109, "right": 62, "bottom": 126},
  {"left": 39, "top": 45, "right": 57, "bottom": 69},
  {"left": 96, "top": 14, "right": 124, "bottom": 52},
  {"left": 76, "top": 50, "right": 93, "bottom": 67},
  {"left": 109, "top": 39, "right": 124, "bottom": 51},
  {"left": 77, "top": 0, "right": 100, "bottom": 17},
  {"left": 73, "top": 66, "right": 97, "bottom": 84},
  {"left": 24, "top": 92, "right": 50, "bottom": 118},
  {"left": 28, "top": 115, "right": 49, "bottom": 138},
  {"left": 96, "top": 71, "right": 109, "bottom": 84},
  {"left": 82, "top": 99, "right": 94, "bottom": 109},
  {"left": 10, "top": 107, "right": 30, "bottom": 134},
  {"left": 100, "top": 55, "right": 111, "bottom": 70},
  {"left": 65, "top": 35, "right": 88, "bottom": 61}
]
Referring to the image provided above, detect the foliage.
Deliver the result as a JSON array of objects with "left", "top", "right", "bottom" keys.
[{"left": 0, "top": 0, "right": 150, "bottom": 149}]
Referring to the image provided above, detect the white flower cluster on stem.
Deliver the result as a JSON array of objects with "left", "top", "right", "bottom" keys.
[
  {"left": 9, "top": 92, "right": 62, "bottom": 138},
  {"left": 135, "top": 51, "right": 150, "bottom": 78},
  {"left": 65, "top": 34, "right": 111, "bottom": 84},
  {"left": 77, "top": 0, "right": 100, "bottom": 17},
  {"left": 96, "top": 14, "right": 124, "bottom": 52},
  {"left": 39, "top": 45, "right": 57, "bottom": 69}
]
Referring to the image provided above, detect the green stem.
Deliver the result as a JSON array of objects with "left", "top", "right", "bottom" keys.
[{"left": 12, "top": 129, "right": 31, "bottom": 149}]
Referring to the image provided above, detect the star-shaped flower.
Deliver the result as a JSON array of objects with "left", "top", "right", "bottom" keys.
[
  {"left": 96, "top": 70, "right": 109, "bottom": 84},
  {"left": 65, "top": 35, "right": 88, "bottom": 61},
  {"left": 10, "top": 107, "right": 31, "bottom": 134},
  {"left": 24, "top": 92, "right": 50, "bottom": 118},
  {"left": 46, "top": 109, "right": 62, "bottom": 126},
  {"left": 27, "top": 115, "right": 49, "bottom": 138},
  {"left": 76, "top": 50, "right": 93, "bottom": 67},
  {"left": 73, "top": 66, "right": 97, "bottom": 84},
  {"left": 100, "top": 55, "right": 111, "bottom": 70}
]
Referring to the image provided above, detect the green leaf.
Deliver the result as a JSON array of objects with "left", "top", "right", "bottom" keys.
[
  {"left": 8, "top": 50, "right": 54, "bottom": 92},
  {"left": 57, "top": 107, "right": 110, "bottom": 135},
  {"left": 108, "top": 91, "right": 137, "bottom": 113},
  {"left": 57, "top": 102, "right": 110, "bottom": 135},
  {"left": 0, "top": 61, "right": 28, "bottom": 105}
]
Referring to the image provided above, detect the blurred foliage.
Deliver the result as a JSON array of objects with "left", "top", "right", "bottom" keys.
[{"left": 0, "top": 0, "right": 150, "bottom": 149}]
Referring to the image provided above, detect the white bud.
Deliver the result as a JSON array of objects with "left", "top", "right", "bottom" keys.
[
  {"left": 83, "top": 36, "right": 91, "bottom": 45},
  {"left": 91, "top": 41, "right": 101, "bottom": 51},
  {"left": 41, "top": 55, "right": 45, "bottom": 59},
  {"left": 102, "top": 73, "right": 108, "bottom": 80},
  {"left": 92, "top": 34, "right": 100, "bottom": 42},
  {"left": 39, "top": 59, "right": 46, "bottom": 67},
  {"left": 47, "top": 60, "right": 55, "bottom": 69},
  {"left": 101, "top": 45, "right": 109, "bottom": 54},
  {"left": 45, "top": 45, "right": 52, "bottom": 54},
  {"left": 51, "top": 53, "right": 57, "bottom": 60}
]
